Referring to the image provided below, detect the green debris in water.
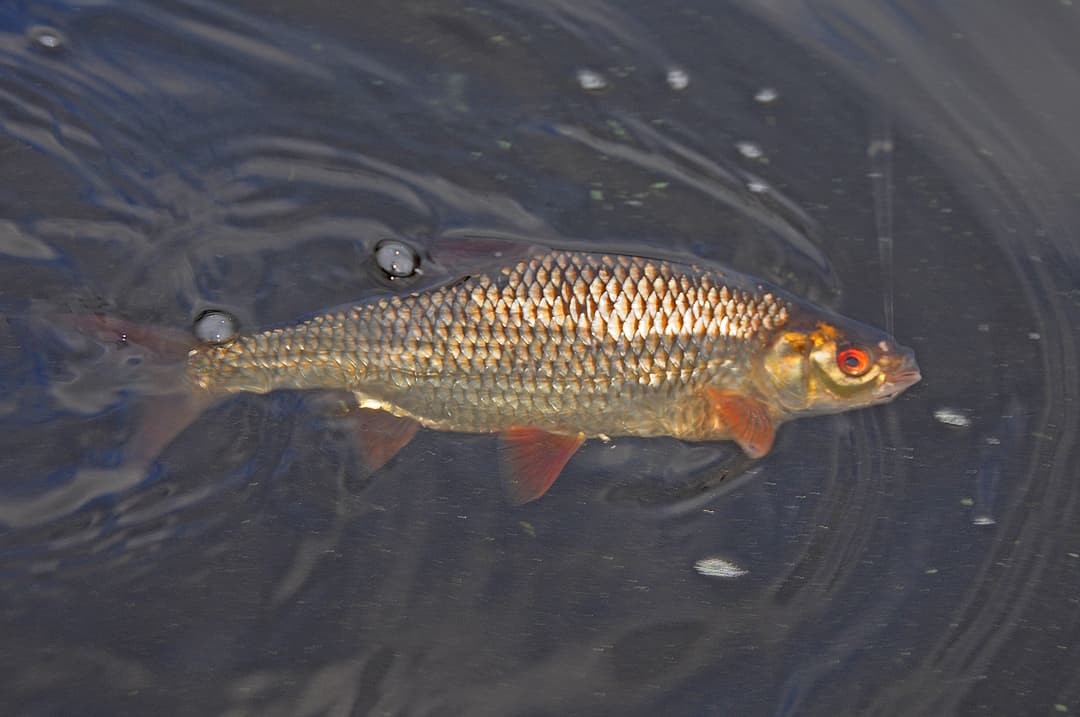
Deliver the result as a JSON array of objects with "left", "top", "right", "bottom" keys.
[{"left": 606, "top": 119, "right": 629, "bottom": 140}]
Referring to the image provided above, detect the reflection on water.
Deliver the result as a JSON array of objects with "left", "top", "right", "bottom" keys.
[{"left": 0, "top": 0, "right": 1077, "bottom": 715}]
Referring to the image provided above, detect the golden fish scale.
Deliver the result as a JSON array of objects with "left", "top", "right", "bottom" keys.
[{"left": 189, "top": 251, "right": 791, "bottom": 439}]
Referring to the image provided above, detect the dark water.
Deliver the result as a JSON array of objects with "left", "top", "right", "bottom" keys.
[{"left": 1, "top": 1, "right": 1077, "bottom": 715}]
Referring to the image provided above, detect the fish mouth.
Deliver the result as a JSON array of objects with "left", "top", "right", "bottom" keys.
[
  {"left": 887, "top": 368, "right": 922, "bottom": 389},
  {"left": 877, "top": 348, "right": 921, "bottom": 399}
]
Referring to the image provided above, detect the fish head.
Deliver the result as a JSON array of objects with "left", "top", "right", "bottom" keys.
[{"left": 760, "top": 314, "right": 921, "bottom": 418}]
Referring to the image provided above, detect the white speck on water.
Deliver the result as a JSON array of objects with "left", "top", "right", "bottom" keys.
[
  {"left": 665, "top": 67, "right": 690, "bottom": 90},
  {"left": 29, "top": 26, "right": 65, "bottom": 51},
  {"left": 934, "top": 407, "right": 972, "bottom": 428},
  {"left": 973, "top": 515, "right": 997, "bottom": 526},
  {"left": 576, "top": 68, "right": 607, "bottom": 91},
  {"left": 867, "top": 139, "right": 894, "bottom": 156},
  {"left": 977, "top": 323, "right": 990, "bottom": 333},
  {"left": 754, "top": 86, "right": 778, "bottom": 103},
  {"left": 1028, "top": 332, "right": 1041, "bottom": 340},
  {"left": 736, "top": 141, "right": 763, "bottom": 159},
  {"left": 694, "top": 557, "right": 748, "bottom": 578},
  {"left": 747, "top": 179, "right": 768, "bottom": 193}
]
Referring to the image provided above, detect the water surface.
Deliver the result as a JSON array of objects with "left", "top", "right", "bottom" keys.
[{"left": 1, "top": 1, "right": 1077, "bottom": 715}]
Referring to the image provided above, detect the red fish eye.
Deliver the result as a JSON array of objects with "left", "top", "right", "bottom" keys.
[{"left": 837, "top": 347, "right": 871, "bottom": 377}]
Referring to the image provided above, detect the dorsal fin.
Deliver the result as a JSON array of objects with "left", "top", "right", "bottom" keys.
[{"left": 426, "top": 237, "right": 548, "bottom": 284}]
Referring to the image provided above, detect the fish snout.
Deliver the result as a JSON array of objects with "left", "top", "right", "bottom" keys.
[{"left": 878, "top": 346, "right": 921, "bottom": 398}]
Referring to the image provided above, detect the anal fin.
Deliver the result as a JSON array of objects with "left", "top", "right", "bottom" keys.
[
  {"left": 704, "top": 388, "right": 776, "bottom": 459},
  {"left": 499, "top": 427, "right": 584, "bottom": 504}
]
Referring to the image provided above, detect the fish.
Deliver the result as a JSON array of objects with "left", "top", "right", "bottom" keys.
[{"left": 175, "top": 244, "right": 920, "bottom": 503}]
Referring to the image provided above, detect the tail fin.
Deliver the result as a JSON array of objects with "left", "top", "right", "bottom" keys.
[{"left": 1, "top": 312, "right": 215, "bottom": 528}]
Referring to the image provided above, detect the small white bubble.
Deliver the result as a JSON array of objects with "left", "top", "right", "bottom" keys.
[
  {"left": 933, "top": 407, "right": 972, "bottom": 428},
  {"left": 665, "top": 67, "right": 690, "bottom": 90},
  {"left": 736, "top": 141, "right": 763, "bottom": 159},
  {"left": 972, "top": 515, "right": 997, "bottom": 526},
  {"left": 747, "top": 180, "right": 768, "bottom": 193},
  {"left": 576, "top": 69, "right": 607, "bottom": 91},
  {"left": 694, "top": 557, "right": 748, "bottom": 578},
  {"left": 1028, "top": 332, "right": 1041, "bottom": 340},
  {"left": 28, "top": 26, "right": 66, "bottom": 52},
  {"left": 977, "top": 323, "right": 990, "bottom": 333},
  {"left": 754, "top": 87, "right": 779, "bottom": 103}
]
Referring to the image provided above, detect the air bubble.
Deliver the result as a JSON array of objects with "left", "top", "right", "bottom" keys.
[
  {"left": 576, "top": 69, "right": 607, "bottom": 92},
  {"left": 193, "top": 310, "right": 239, "bottom": 345},
  {"left": 28, "top": 26, "right": 66, "bottom": 53},
  {"left": 665, "top": 67, "right": 690, "bottom": 90},
  {"left": 375, "top": 240, "right": 419, "bottom": 278}
]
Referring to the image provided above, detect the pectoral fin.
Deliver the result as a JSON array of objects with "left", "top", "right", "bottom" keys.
[
  {"left": 499, "top": 427, "right": 584, "bottom": 504},
  {"left": 347, "top": 408, "right": 421, "bottom": 471},
  {"left": 704, "top": 388, "right": 775, "bottom": 458}
]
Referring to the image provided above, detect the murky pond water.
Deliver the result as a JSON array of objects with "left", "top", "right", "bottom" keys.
[{"left": 1, "top": 1, "right": 1078, "bottom": 715}]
